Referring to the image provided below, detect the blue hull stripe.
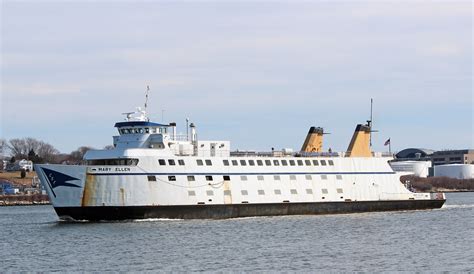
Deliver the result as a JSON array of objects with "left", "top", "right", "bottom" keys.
[{"left": 89, "top": 171, "right": 396, "bottom": 176}]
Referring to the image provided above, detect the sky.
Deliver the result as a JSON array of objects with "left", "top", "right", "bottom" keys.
[{"left": 1, "top": 1, "right": 472, "bottom": 154}]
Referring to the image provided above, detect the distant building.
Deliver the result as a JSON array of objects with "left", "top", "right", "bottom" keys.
[
  {"left": 394, "top": 148, "right": 474, "bottom": 177},
  {"left": 431, "top": 150, "right": 474, "bottom": 166},
  {"left": 434, "top": 164, "right": 474, "bottom": 179},
  {"left": 395, "top": 148, "right": 435, "bottom": 161},
  {"left": 18, "top": 159, "right": 33, "bottom": 171}
]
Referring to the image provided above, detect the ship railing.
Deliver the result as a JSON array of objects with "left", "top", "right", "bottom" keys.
[
  {"left": 170, "top": 134, "right": 189, "bottom": 141},
  {"left": 230, "top": 151, "right": 394, "bottom": 158}
]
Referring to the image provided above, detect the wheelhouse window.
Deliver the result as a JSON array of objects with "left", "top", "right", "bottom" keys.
[
  {"left": 273, "top": 160, "right": 280, "bottom": 166},
  {"left": 312, "top": 160, "right": 319, "bottom": 166},
  {"left": 281, "top": 160, "right": 288, "bottom": 166},
  {"left": 223, "top": 160, "right": 230, "bottom": 166},
  {"left": 158, "top": 159, "right": 166, "bottom": 166},
  {"left": 248, "top": 160, "right": 255, "bottom": 166},
  {"left": 205, "top": 160, "right": 212, "bottom": 166},
  {"left": 328, "top": 160, "right": 334, "bottom": 166},
  {"left": 197, "top": 159, "right": 204, "bottom": 166},
  {"left": 87, "top": 158, "right": 139, "bottom": 166},
  {"left": 178, "top": 159, "right": 185, "bottom": 166},
  {"left": 297, "top": 160, "right": 303, "bottom": 166},
  {"left": 265, "top": 160, "right": 272, "bottom": 166},
  {"left": 168, "top": 159, "right": 176, "bottom": 166},
  {"left": 257, "top": 160, "right": 263, "bottom": 166},
  {"left": 321, "top": 160, "right": 327, "bottom": 166},
  {"left": 305, "top": 160, "right": 312, "bottom": 166},
  {"left": 289, "top": 160, "right": 296, "bottom": 166},
  {"left": 232, "top": 160, "right": 238, "bottom": 166},
  {"left": 240, "top": 160, "right": 247, "bottom": 166}
]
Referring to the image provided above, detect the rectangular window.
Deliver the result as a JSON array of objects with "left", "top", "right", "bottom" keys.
[
  {"left": 240, "top": 160, "right": 247, "bottom": 166},
  {"left": 188, "top": 190, "right": 196, "bottom": 196},
  {"left": 178, "top": 159, "right": 185, "bottom": 166},
  {"left": 206, "top": 190, "right": 214, "bottom": 196},
  {"left": 147, "top": 175, "right": 156, "bottom": 182},
  {"left": 289, "top": 160, "right": 296, "bottom": 166},
  {"left": 290, "top": 175, "right": 296, "bottom": 181},
  {"left": 249, "top": 160, "right": 255, "bottom": 166},
  {"left": 158, "top": 159, "right": 166, "bottom": 166},
  {"left": 223, "top": 175, "right": 230, "bottom": 181},
  {"left": 297, "top": 160, "right": 304, "bottom": 166},
  {"left": 290, "top": 189, "right": 298, "bottom": 195},
  {"left": 168, "top": 159, "right": 176, "bottom": 166},
  {"left": 257, "top": 160, "right": 263, "bottom": 166},
  {"left": 205, "top": 175, "right": 213, "bottom": 181},
  {"left": 273, "top": 160, "right": 280, "bottom": 166},
  {"left": 265, "top": 160, "right": 272, "bottom": 166},
  {"left": 274, "top": 175, "right": 281, "bottom": 180},
  {"left": 240, "top": 175, "right": 248, "bottom": 181},
  {"left": 224, "top": 190, "right": 231, "bottom": 196},
  {"left": 258, "top": 190, "right": 265, "bottom": 195},
  {"left": 336, "top": 175, "right": 343, "bottom": 180},
  {"left": 321, "top": 175, "right": 328, "bottom": 180},
  {"left": 232, "top": 160, "right": 238, "bottom": 166},
  {"left": 305, "top": 174, "right": 312, "bottom": 180},
  {"left": 322, "top": 188, "right": 328, "bottom": 194},
  {"left": 187, "top": 175, "right": 195, "bottom": 182},
  {"left": 312, "top": 160, "right": 319, "bottom": 166},
  {"left": 197, "top": 159, "right": 203, "bottom": 166},
  {"left": 281, "top": 160, "right": 288, "bottom": 166},
  {"left": 306, "top": 189, "right": 313, "bottom": 194},
  {"left": 274, "top": 189, "right": 282, "bottom": 195},
  {"left": 168, "top": 175, "right": 176, "bottom": 181},
  {"left": 223, "top": 160, "right": 229, "bottom": 166},
  {"left": 328, "top": 160, "right": 334, "bottom": 166},
  {"left": 205, "top": 159, "right": 212, "bottom": 166},
  {"left": 241, "top": 190, "right": 248, "bottom": 196},
  {"left": 337, "top": 188, "right": 344, "bottom": 193},
  {"left": 321, "top": 160, "right": 327, "bottom": 166},
  {"left": 257, "top": 175, "right": 264, "bottom": 181},
  {"left": 305, "top": 160, "right": 312, "bottom": 166}
]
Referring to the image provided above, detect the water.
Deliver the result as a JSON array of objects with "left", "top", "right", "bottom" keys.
[{"left": 1, "top": 193, "right": 473, "bottom": 272}]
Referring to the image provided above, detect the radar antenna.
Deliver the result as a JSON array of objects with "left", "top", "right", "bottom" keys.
[
  {"left": 144, "top": 85, "right": 150, "bottom": 113},
  {"left": 367, "top": 98, "right": 378, "bottom": 147}
]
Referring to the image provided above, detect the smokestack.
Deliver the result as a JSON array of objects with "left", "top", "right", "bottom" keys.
[
  {"left": 346, "top": 124, "right": 372, "bottom": 157},
  {"left": 301, "top": 127, "right": 324, "bottom": 153},
  {"left": 170, "top": 122, "right": 177, "bottom": 140}
]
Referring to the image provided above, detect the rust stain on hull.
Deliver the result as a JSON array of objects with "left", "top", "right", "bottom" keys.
[{"left": 82, "top": 174, "right": 97, "bottom": 207}]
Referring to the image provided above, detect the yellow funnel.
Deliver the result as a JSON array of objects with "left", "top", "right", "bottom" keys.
[
  {"left": 346, "top": 124, "right": 372, "bottom": 157},
  {"left": 301, "top": 127, "right": 324, "bottom": 153}
]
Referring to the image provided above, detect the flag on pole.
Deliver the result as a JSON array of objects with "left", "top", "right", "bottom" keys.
[{"left": 384, "top": 138, "right": 391, "bottom": 146}]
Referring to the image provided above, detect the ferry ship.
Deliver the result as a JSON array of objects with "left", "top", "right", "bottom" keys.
[{"left": 35, "top": 107, "right": 445, "bottom": 220}]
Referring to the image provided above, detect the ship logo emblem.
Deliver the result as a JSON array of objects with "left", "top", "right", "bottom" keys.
[{"left": 41, "top": 168, "right": 80, "bottom": 197}]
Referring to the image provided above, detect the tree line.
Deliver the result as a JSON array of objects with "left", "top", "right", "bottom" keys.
[{"left": 0, "top": 137, "right": 110, "bottom": 164}]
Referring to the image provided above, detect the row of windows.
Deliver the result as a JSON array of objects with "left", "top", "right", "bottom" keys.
[
  {"left": 157, "top": 158, "right": 335, "bottom": 167},
  {"left": 87, "top": 158, "right": 139, "bottom": 166},
  {"left": 120, "top": 127, "right": 167, "bottom": 134},
  {"left": 148, "top": 174, "right": 344, "bottom": 182},
  {"left": 187, "top": 188, "right": 344, "bottom": 197},
  {"left": 223, "top": 159, "right": 334, "bottom": 167}
]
